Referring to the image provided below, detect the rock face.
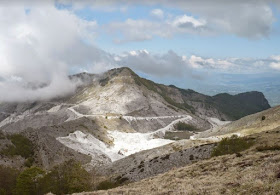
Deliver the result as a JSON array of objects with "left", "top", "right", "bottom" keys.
[{"left": 0, "top": 67, "right": 271, "bottom": 170}]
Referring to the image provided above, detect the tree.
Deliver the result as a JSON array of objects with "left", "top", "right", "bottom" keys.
[
  {"left": 0, "top": 165, "right": 19, "bottom": 195},
  {"left": 39, "top": 160, "right": 92, "bottom": 194},
  {"left": 15, "top": 167, "right": 44, "bottom": 195}
]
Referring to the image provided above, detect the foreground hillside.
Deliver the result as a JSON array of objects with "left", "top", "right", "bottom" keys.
[{"left": 75, "top": 127, "right": 280, "bottom": 195}]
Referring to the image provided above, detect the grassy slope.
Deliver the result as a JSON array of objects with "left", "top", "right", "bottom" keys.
[{"left": 197, "top": 105, "right": 280, "bottom": 139}]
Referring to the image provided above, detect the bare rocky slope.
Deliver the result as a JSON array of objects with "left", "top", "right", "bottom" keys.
[{"left": 0, "top": 67, "right": 272, "bottom": 185}]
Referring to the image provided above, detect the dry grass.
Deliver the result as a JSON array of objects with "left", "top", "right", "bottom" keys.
[{"left": 75, "top": 128, "right": 280, "bottom": 195}]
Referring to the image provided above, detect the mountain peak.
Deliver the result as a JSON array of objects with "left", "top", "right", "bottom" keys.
[{"left": 106, "top": 67, "right": 136, "bottom": 77}]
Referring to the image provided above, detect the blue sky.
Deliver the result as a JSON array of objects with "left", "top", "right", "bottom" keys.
[
  {"left": 1, "top": 0, "right": 280, "bottom": 105},
  {"left": 62, "top": 2, "right": 280, "bottom": 58}
]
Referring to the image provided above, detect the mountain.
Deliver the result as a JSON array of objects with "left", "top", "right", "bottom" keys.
[{"left": 0, "top": 67, "right": 274, "bottom": 194}]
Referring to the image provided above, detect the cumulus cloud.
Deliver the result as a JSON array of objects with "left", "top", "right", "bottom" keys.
[
  {"left": 60, "top": 0, "right": 277, "bottom": 39},
  {"left": 0, "top": 4, "right": 116, "bottom": 102}
]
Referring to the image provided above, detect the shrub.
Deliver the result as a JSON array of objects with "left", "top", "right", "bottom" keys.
[
  {"left": 0, "top": 160, "right": 92, "bottom": 195},
  {"left": 0, "top": 134, "right": 34, "bottom": 159},
  {"left": 0, "top": 132, "right": 5, "bottom": 139},
  {"left": 24, "top": 157, "right": 35, "bottom": 168},
  {"left": 189, "top": 154, "right": 194, "bottom": 160},
  {"left": 175, "top": 122, "right": 197, "bottom": 131},
  {"left": 0, "top": 165, "right": 19, "bottom": 195},
  {"left": 39, "top": 160, "right": 92, "bottom": 195},
  {"left": 15, "top": 167, "right": 45, "bottom": 195},
  {"left": 211, "top": 135, "right": 254, "bottom": 157},
  {"left": 96, "top": 176, "right": 128, "bottom": 191},
  {"left": 96, "top": 180, "right": 120, "bottom": 190}
]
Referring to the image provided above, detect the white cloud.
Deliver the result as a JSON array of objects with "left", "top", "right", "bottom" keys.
[
  {"left": 114, "top": 50, "right": 191, "bottom": 77},
  {"left": 270, "top": 55, "right": 280, "bottom": 70},
  {"left": 107, "top": 15, "right": 209, "bottom": 43},
  {"left": 150, "top": 9, "right": 164, "bottom": 19},
  {"left": 189, "top": 55, "right": 234, "bottom": 70},
  {"left": 172, "top": 15, "right": 206, "bottom": 28},
  {"left": 61, "top": 0, "right": 277, "bottom": 39},
  {"left": 0, "top": 4, "right": 116, "bottom": 102}
]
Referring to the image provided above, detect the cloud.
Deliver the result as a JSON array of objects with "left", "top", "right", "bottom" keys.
[
  {"left": 114, "top": 50, "right": 191, "bottom": 77},
  {"left": 189, "top": 55, "right": 235, "bottom": 70},
  {"left": 115, "top": 50, "right": 280, "bottom": 76},
  {"left": 270, "top": 55, "right": 280, "bottom": 70},
  {"left": 0, "top": 73, "right": 79, "bottom": 102},
  {"left": 187, "top": 55, "right": 280, "bottom": 73},
  {"left": 61, "top": 0, "right": 277, "bottom": 39},
  {"left": 150, "top": 9, "right": 164, "bottom": 19},
  {"left": 172, "top": 15, "right": 206, "bottom": 28},
  {"left": 0, "top": 4, "right": 116, "bottom": 102},
  {"left": 6, "top": 1, "right": 276, "bottom": 39},
  {"left": 0, "top": 1, "right": 279, "bottom": 103},
  {"left": 107, "top": 15, "right": 208, "bottom": 43}
]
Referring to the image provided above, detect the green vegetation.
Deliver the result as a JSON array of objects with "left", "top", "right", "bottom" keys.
[
  {"left": 175, "top": 122, "right": 197, "bottom": 131},
  {"left": 15, "top": 167, "right": 44, "bottom": 195},
  {"left": 96, "top": 176, "right": 128, "bottom": 191},
  {"left": 97, "top": 180, "right": 120, "bottom": 190},
  {"left": 99, "top": 77, "right": 109, "bottom": 86},
  {"left": 0, "top": 134, "right": 34, "bottom": 159},
  {"left": 0, "top": 132, "right": 5, "bottom": 139},
  {"left": 39, "top": 160, "right": 91, "bottom": 194},
  {"left": 24, "top": 157, "right": 35, "bottom": 168},
  {"left": 256, "top": 145, "right": 280, "bottom": 151},
  {"left": 0, "top": 165, "right": 19, "bottom": 195},
  {"left": 211, "top": 135, "right": 254, "bottom": 157},
  {"left": 0, "top": 160, "right": 92, "bottom": 195},
  {"left": 212, "top": 92, "right": 270, "bottom": 120}
]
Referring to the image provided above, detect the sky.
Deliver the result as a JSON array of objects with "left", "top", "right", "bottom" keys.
[{"left": 0, "top": 0, "right": 280, "bottom": 105}]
